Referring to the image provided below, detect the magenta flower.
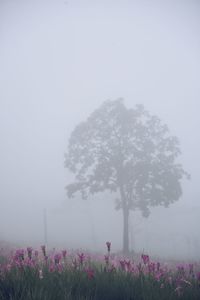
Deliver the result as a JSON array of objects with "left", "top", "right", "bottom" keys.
[
  {"left": 78, "top": 253, "right": 85, "bottom": 265},
  {"left": 62, "top": 250, "right": 67, "bottom": 259},
  {"left": 125, "top": 260, "right": 131, "bottom": 271},
  {"left": 106, "top": 242, "right": 111, "bottom": 252},
  {"left": 154, "top": 271, "right": 163, "bottom": 282},
  {"left": 177, "top": 265, "right": 185, "bottom": 275},
  {"left": 14, "top": 249, "right": 24, "bottom": 261},
  {"left": 49, "top": 264, "right": 55, "bottom": 272},
  {"left": 148, "top": 262, "right": 155, "bottom": 273},
  {"left": 119, "top": 260, "right": 126, "bottom": 271},
  {"left": 108, "top": 264, "right": 116, "bottom": 273},
  {"left": 104, "top": 255, "right": 109, "bottom": 265},
  {"left": 54, "top": 253, "right": 62, "bottom": 264},
  {"left": 27, "top": 247, "right": 33, "bottom": 259},
  {"left": 141, "top": 254, "right": 149, "bottom": 265},
  {"left": 156, "top": 262, "right": 160, "bottom": 271}
]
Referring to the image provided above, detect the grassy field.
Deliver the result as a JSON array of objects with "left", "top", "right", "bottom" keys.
[{"left": 0, "top": 243, "right": 200, "bottom": 300}]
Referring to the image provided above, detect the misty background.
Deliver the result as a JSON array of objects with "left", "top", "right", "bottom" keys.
[{"left": 0, "top": 0, "right": 199, "bottom": 259}]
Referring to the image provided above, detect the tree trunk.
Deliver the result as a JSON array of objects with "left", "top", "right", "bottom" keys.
[
  {"left": 119, "top": 182, "right": 130, "bottom": 255},
  {"left": 123, "top": 205, "right": 129, "bottom": 255}
]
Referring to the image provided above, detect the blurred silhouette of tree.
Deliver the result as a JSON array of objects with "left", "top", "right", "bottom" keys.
[{"left": 65, "top": 99, "right": 189, "bottom": 255}]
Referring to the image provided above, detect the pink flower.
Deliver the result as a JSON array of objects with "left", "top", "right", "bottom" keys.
[
  {"left": 78, "top": 253, "right": 85, "bottom": 265},
  {"left": 177, "top": 265, "right": 185, "bottom": 275},
  {"left": 106, "top": 242, "right": 111, "bottom": 252},
  {"left": 125, "top": 260, "right": 131, "bottom": 271},
  {"left": 119, "top": 260, "right": 126, "bottom": 271},
  {"left": 14, "top": 249, "right": 24, "bottom": 261},
  {"left": 49, "top": 264, "right": 55, "bottom": 272},
  {"left": 104, "top": 255, "right": 109, "bottom": 265},
  {"left": 141, "top": 254, "right": 149, "bottom": 265},
  {"left": 154, "top": 272, "right": 163, "bottom": 282},
  {"left": 148, "top": 262, "right": 155, "bottom": 273},
  {"left": 108, "top": 264, "right": 116, "bottom": 273},
  {"left": 62, "top": 250, "right": 67, "bottom": 259},
  {"left": 27, "top": 247, "right": 33, "bottom": 259},
  {"left": 156, "top": 262, "right": 160, "bottom": 271},
  {"left": 54, "top": 253, "right": 62, "bottom": 264}
]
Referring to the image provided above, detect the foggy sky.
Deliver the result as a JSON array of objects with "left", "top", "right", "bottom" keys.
[{"left": 0, "top": 0, "right": 200, "bottom": 259}]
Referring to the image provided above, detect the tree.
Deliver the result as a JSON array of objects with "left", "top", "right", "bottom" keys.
[{"left": 65, "top": 99, "right": 189, "bottom": 255}]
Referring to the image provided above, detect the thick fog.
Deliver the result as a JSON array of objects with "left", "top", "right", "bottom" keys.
[{"left": 0, "top": 0, "right": 199, "bottom": 260}]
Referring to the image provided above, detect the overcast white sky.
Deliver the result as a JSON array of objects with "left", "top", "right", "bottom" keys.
[{"left": 0, "top": 0, "right": 200, "bottom": 259}]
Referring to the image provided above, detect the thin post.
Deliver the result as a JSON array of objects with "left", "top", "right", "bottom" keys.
[{"left": 43, "top": 208, "right": 48, "bottom": 247}]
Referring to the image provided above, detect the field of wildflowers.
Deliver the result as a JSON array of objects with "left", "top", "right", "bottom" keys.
[{"left": 0, "top": 242, "right": 200, "bottom": 300}]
